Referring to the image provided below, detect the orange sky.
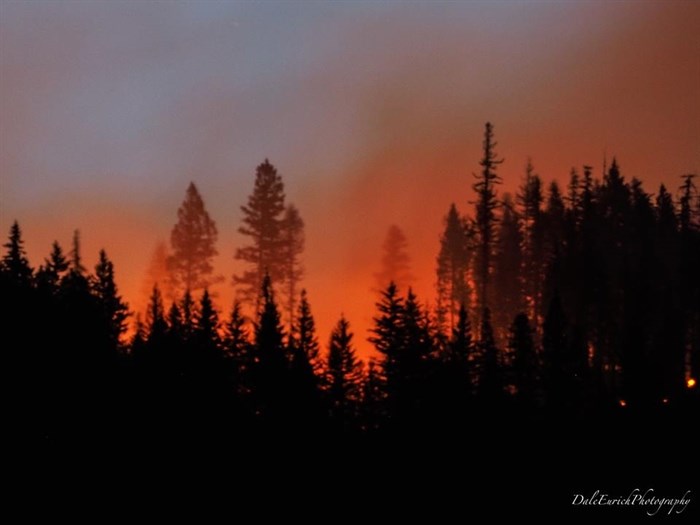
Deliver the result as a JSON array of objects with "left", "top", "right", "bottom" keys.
[{"left": 1, "top": 1, "right": 698, "bottom": 358}]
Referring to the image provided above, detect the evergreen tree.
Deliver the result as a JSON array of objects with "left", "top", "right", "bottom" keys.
[
  {"left": 92, "top": 249, "right": 129, "bottom": 351},
  {"left": 290, "top": 289, "right": 321, "bottom": 375},
  {"left": 326, "top": 316, "right": 364, "bottom": 428},
  {"left": 436, "top": 204, "right": 470, "bottom": 333},
  {"left": 224, "top": 301, "right": 252, "bottom": 398},
  {"left": 493, "top": 194, "right": 522, "bottom": 341},
  {"left": 235, "top": 159, "right": 287, "bottom": 307},
  {"left": 280, "top": 204, "right": 305, "bottom": 332},
  {"left": 36, "top": 241, "right": 68, "bottom": 292},
  {"left": 472, "top": 122, "right": 503, "bottom": 315},
  {"left": 146, "top": 285, "right": 168, "bottom": 349},
  {"left": 1, "top": 221, "right": 32, "bottom": 286},
  {"left": 369, "top": 282, "right": 405, "bottom": 391},
  {"left": 376, "top": 224, "right": 413, "bottom": 291},
  {"left": 252, "top": 274, "right": 289, "bottom": 423},
  {"left": 195, "top": 289, "right": 221, "bottom": 352},
  {"left": 361, "top": 358, "right": 385, "bottom": 432},
  {"left": 517, "top": 161, "right": 544, "bottom": 327},
  {"left": 168, "top": 182, "right": 221, "bottom": 295},
  {"left": 507, "top": 313, "right": 537, "bottom": 406}
]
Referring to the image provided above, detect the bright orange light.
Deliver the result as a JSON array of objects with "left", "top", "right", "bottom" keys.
[
  {"left": 619, "top": 399, "right": 627, "bottom": 407},
  {"left": 688, "top": 378, "right": 697, "bottom": 389}
]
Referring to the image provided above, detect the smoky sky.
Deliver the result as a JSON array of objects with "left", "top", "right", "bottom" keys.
[{"left": 1, "top": 0, "right": 698, "bottom": 355}]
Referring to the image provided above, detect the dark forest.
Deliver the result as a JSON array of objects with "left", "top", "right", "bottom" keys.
[{"left": 5, "top": 124, "right": 698, "bottom": 453}]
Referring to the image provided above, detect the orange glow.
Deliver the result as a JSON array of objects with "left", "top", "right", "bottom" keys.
[
  {"left": 688, "top": 378, "right": 697, "bottom": 389},
  {"left": 618, "top": 399, "right": 626, "bottom": 408}
]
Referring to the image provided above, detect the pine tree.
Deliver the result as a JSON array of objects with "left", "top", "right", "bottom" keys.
[
  {"left": 36, "top": 241, "right": 68, "bottom": 292},
  {"left": 224, "top": 301, "right": 252, "bottom": 397},
  {"left": 361, "top": 358, "right": 385, "bottom": 432},
  {"left": 180, "top": 289, "right": 195, "bottom": 343},
  {"left": 508, "top": 313, "right": 537, "bottom": 406},
  {"left": 252, "top": 274, "right": 289, "bottom": 422},
  {"left": 376, "top": 224, "right": 413, "bottom": 291},
  {"left": 235, "top": 159, "right": 287, "bottom": 307},
  {"left": 517, "top": 160, "right": 544, "bottom": 327},
  {"left": 472, "top": 122, "right": 503, "bottom": 315},
  {"left": 447, "top": 303, "right": 473, "bottom": 366},
  {"left": 280, "top": 204, "right": 305, "bottom": 332},
  {"left": 168, "top": 182, "right": 221, "bottom": 295},
  {"left": 195, "top": 289, "right": 221, "bottom": 352},
  {"left": 369, "top": 282, "right": 405, "bottom": 388},
  {"left": 92, "top": 249, "right": 129, "bottom": 351},
  {"left": 326, "top": 316, "right": 364, "bottom": 427},
  {"left": 1, "top": 221, "right": 33, "bottom": 286},
  {"left": 290, "top": 289, "right": 321, "bottom": 375},
  {"left": 493, "top": 194, "right": 522, "bottom": 341},
  {"left": 436, "top": 204, "right": 470, "bottom": 333},
  {"left": 146, "top": 285, "right": 168, "bottom": 349}
]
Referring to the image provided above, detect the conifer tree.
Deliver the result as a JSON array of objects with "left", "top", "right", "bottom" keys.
[
  {"left": 472, "top": 122, "right": 503, "bottom": 315},
  {"left": 436, "top": 204, "right": 470, "bottom": 333},
  {"left": 326, "top": 316, "right": 363, "bottom": 427},
  {"left": 168, "top": 182, "right": 221, "bottom": 295},
  {"left": 235, "top": 159, "right": 286, "bottom": 307}
]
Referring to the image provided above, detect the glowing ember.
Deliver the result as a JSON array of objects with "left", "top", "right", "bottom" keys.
[
  {"left": 619, "top": 400, "right": 627, "bottom": 407},
  {"left": 688, "top": 378, "right": 697, "bottom": 389},
  {"left": 662, "top": 398, "right": 669, "bottom": 404}
]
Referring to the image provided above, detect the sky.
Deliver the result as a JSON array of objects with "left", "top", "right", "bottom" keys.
[{"left": 1, "top": 0, "right": 699, "bottom": 356}]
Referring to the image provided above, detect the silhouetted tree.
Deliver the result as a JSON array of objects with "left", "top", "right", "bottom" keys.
[
  {"left": 36, "top": 241, "right": 68, "bottom": 292},
  {"left": 224, "top": 301, "right": 252, "bottom": 400},
  {"left": 518, "top": 161, "right": 544, "bottom": 326},
  {"left": 472, "top": 122, "right": 503, "bottom": 315},
  {"left": 493, "top": 194, "right": 522, "bottom": 341},
  {"left": 507, "top": 313, "right": 537, "bottom": 407},
  {"left": 361, "top": 358, "right": 385, "bottom": 432},
  {"left": 1, "top": 221, "right": 33, "bottom": 286},
  {"left": 376, "top": 224, "right": 413, "bottom": 291},
  {"left": 92, "top": 249, "right": 129, "bottom": 352},
  {"left": 235, "top": 159, "right": 286, "bottom": 307},
  {"left": 436, "top": 204, "right": 470, "bottom": 333},
  {"left": 252, "top": 274, "right": 289, "bottom": 425},
  {"left": 369, "top": 282, "right": 405, "bottom": 398},
  {"left": 289, "top": 289, "right": 321, "bottom": 374},
  {"left": 288, "top": 289, "right": 324, "bottom": 426},
  {"left": 326, "top": 316, "right": 363, "bottom": 429},
  {"left": 168, "top": 182, "right": 221, "bottom": 295},
  {"left": 280, "top": 204, "right": 305, "bottom": 332}
]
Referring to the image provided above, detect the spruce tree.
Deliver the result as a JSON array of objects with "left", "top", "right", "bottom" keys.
[
  {"left": 326, "top": 316, "right": 363, "bottom": 428},
  {"left": 1, "top": 221, "right": 33, "bottom": 286},
  {"left": 472, "top": 122, "right": 503, "bottom": 315},
  {"left": 92, "top": 249, "right": 129, "bottom": 352},
  {"left": 508, "top": 313, "right": 537, "bottom": 406}
]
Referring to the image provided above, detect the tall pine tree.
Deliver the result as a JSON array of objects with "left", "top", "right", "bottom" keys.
[
  {"left": 168, "top": 182, "right": 221, "bottom": 295},
  {"left": 235, "top": 159, "right": 286, "bottom": 307}
]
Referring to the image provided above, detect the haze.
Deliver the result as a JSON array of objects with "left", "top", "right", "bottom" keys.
[{"left": 1, "top": 0, "right": 698, "bottom": 355}]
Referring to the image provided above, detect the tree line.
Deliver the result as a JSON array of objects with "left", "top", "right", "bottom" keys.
[{"left": 3, "top": 123, "right": 699, "bottom": 442}]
